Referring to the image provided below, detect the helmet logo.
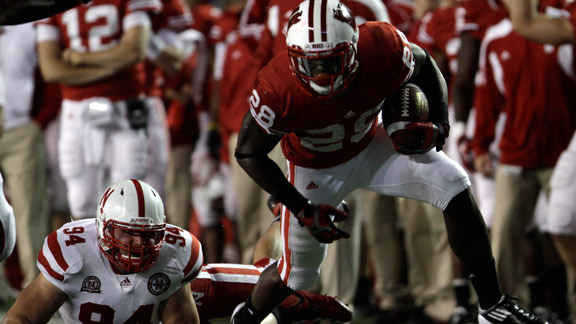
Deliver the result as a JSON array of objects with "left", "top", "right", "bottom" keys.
[
  {"left": 333, "top": 4, "right": 355, "bottom": 27},
  {"left": 99, "top": 188, "right": 115, "bottom": 214}
]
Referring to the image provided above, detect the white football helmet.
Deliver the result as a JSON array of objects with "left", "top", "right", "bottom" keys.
[
  {"left": 97, "top": 179, "right": 166, "bottom": 273},
  {"left": 286, "top": 0, "right": 359, "bottom": 97}
]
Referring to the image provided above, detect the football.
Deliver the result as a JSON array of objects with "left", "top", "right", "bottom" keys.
[{"left": 381, "top": 83, "right": 429, "bottom": 147}]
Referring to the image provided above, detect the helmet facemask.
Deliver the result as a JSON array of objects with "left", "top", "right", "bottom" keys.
[
  {"left": 286, "top": 0, "right": 359, "bottom": 98},
  {"left": 99, "top": 219, "right": 165, "bottom": 273},
  {"left": 288, "top": 42, "right": 358, "bottom": 97}
]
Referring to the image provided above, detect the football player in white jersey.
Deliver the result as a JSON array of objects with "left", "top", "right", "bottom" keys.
[
  {"left": 3, "top": 179, "right": 203, "bottom": 324},
  {"left": 0, "top": 171, "right": 16, "bottom": 263}
]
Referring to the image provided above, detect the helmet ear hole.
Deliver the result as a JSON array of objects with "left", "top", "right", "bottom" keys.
[{"left": 286, "top": 0, "right": 359, "bottom": 97}]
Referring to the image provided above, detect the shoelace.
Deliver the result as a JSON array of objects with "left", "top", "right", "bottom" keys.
[{"left": 504, "top": 297, "right": 537, "bottom": 320}]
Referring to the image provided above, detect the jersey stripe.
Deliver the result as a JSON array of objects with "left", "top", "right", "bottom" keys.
[
  {"left": 278, "top": 161, "right": 296, "bottom": 284},
  {"left": 130, "top": 179, "right": 145, "bottom": 217},
  {"left": 38, "top": 249, "right": 64, "bottom": 281},
  {"left": 203, "top": 266, "right": 262, "bottom": 276},
  {"left": 182, "top": 236, "right": 203, "bottom": 283},
  {"left": 47, "top": 231, "right": 69, "bottom": 271}
]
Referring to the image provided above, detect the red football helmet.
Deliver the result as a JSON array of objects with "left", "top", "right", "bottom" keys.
[
  {"left": 286, "top": 0, "right": 359, "bottom": 98},
  {"left": 97, "top": 179, "right": 166, "bottom": 273}
]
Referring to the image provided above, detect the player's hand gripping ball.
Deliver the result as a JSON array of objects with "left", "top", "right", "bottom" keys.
[{"left": 381, "top": 83, "right": 430, "bottom": 151}]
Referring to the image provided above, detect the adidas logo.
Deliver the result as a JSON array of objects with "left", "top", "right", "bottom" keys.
[
  {"left": 486, "top": 308, "right": 512, "bottom": 322},
  {"left": 305, "top": 181, "right": 319, "bottom": 190},
  {"left": 344, "top": 111, "right": 356, "bottom": 118},
  {"left": 120, "top": 277, "right": 132, "bottom": 288}
]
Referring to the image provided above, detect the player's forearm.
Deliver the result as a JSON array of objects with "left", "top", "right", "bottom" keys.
[
  {"left": 409, "top": 44, "right": 449, "bottom": 129},
  {"left": 0, "top": 0, "right": 88, "bottom": 25},
  {"left": 237, "top": 156, "right": 308, "bottom": 213},
  {"left": 71, "top": 26, "right": 150, "bottom": 70},
  {"left": 40, "top": 59, "right": 116, "bottom": 85}
]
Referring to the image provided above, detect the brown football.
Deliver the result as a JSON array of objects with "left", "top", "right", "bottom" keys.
[{"left": 381, "top": 83, "right": 429, "bottom": 147}]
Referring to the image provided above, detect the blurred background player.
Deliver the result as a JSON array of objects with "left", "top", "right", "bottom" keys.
[
  {"left": 0, "top": 22, "right": 51, "bottom": 289},
  {"left": 36, "top": 0, "right": 161, "bottom": 220}
]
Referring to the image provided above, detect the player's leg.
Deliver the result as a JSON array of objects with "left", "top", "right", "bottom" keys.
[
  {"left": 58, "top": 99, "right": 101, "bottom": 219},
  {"left": 143, "top": 96, "right": 169, "bottom": 198},
  {"left": 108, "top": 99, "right": 148, "bottom": 183},
  {"left": 363, "top": 125, "right": 544, "bottom": 323}
]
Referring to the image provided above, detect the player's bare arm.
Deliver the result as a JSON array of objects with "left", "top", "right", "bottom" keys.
[
  {"left": 3, "top": 274, "right": 67, "bottom": 324},
  {"left": 37, "top": 40, "right": 117, "bottom": 86},
  {"left": 159, "top": 283, "right": 200, "bottom": 324},
  {"left": 63, "top": 22, "right": 151, "bottom": 71},
  {"left": 0, "top": 0, "right": 89, "bottom": 25},
  {"left": 503, "top": 0, "right": 574, "bottom": 44},
  {"left": 235, "top": 113, "right": 307, "bottom": 213}
]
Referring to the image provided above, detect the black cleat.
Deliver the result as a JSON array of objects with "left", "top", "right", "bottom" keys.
[{"left": 479, "top": 295, "right": 548, "bottom": 324}]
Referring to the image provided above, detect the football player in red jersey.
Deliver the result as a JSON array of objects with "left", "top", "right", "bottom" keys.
[
  {"left": 231, "top": 0, "right": 546, "bottom": 323},
  {"left": 36, "top": 0, "right": 161, "bottom": 220},
  {"left": 0, "top": 0, "right": 90, "bottom": 25},
  {"left": 503, "top": 0, "right": 576, "bottom": 283}
]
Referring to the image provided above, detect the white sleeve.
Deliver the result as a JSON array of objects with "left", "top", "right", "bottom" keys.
[{"left": 0, "top": 70, "right": 4, "bottom": 107}]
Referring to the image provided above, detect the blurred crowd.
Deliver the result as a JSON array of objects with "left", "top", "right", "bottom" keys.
[{"left": 0, "top": 0, "right": 575, "bottom": 323}]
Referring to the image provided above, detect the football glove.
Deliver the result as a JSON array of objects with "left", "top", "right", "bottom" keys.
[
  {"left": 394, "top": 122, "right": 448, "bottom": 155},
  {"left": 295, "top": 201, "right": 349, "bottom": 243}
]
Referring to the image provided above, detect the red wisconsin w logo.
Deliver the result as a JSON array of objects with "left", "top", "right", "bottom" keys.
[{"left": 99, "top": 188, "right": 114, "bottom": 214}]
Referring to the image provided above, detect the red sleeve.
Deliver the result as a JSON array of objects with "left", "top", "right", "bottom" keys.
[{"left": 471, "top": 44, "right": 504, "bottom": 156}]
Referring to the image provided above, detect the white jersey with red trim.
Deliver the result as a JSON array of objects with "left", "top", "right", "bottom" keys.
[{"left": 38, "top": 219, "right": 203, "bottom": 324}]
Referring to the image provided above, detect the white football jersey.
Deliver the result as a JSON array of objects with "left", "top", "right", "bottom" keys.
[
  {"left": 0, "top": 171, "right": 16, "bottom": 262},
  {"left": 38, "top": 219, "right": 203, "bottom": 323}
]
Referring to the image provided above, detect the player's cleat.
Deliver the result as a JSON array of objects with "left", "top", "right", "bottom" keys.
[
  {"left": 478, "top": 295, "right": 548, "bottom": 324},
  {"left": 280, "top": 291, "right": 353, "bottom": 323}
]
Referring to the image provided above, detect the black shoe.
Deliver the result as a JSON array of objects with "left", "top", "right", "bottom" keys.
[{"left": 478, "top": 295, "right": 548, "bottom": 324}]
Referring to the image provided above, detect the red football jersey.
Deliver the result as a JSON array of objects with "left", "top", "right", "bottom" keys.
[
  {"left": 415, "top": 6, "right": 460, "bottom": 95},
  {"left": 472, "top": 19, "right": 576, "bottom": 168},
  {"left": 145, "top": 0, "right": 193, "bottom": 97},
  {"left": 455, "top": 0, "right": 506, "bottom": 40},
  {"left": 38, "top": 0, "right": 162, "bottom": 101},
  {"left": 250, "top": 22, "right": 414, "bottom": 169}
]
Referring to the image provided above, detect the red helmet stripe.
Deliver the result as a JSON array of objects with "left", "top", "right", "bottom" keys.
[
  {"left": 130, "top": 179, "right": 145, "bottom": 217},
  {"left": 320, "top": 0, "right": 328, "bottom": 42},
  {"left": 307, "top": 0, "right": 314, "bottom": 42}
]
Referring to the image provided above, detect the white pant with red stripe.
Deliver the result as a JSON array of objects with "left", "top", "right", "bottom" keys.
[{"left": 278, "top": 123, "right": 470, "bottom": 290}]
